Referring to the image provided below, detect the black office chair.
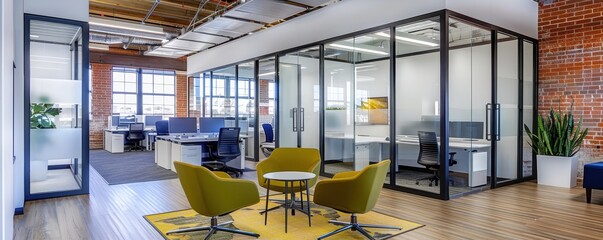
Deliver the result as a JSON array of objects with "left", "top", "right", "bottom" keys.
[
  {"left": 126, "top": 123, "right": 146, "bottom": 151},
  {"left": 156, "top": 120, "right": 169, "bottom": 136},
  {"left": 416, "top": 131, "right": 457, "bottom": 187},
  {"left": 260, "top": 123, "right": 275, "bottom": 157},
  {"left": 203, "top": 127, "right": 243, "bottom": 177}
]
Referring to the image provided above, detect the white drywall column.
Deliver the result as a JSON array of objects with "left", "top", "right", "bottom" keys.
[{"left": 1, "top": 0, "right": 15, "bottom": 238}]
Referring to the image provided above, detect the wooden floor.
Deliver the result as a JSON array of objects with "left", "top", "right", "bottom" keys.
[{"left": 13, "top": 162, "right": 603, "bottom": 240}]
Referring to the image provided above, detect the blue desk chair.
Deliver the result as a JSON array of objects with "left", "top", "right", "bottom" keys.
[
  {"left": 126, "top": 123, "right": 145, "bottom": 151},
  {"left": 204, "top": 127, "right": 243, "bottom": 177},
  {"left": 156, "top": 120, "right": 169, "bottom": 136},
  {"left": 584, "top": 161, "right": 603, "bottom": 203},
  {"left": 261, "top": 123, "right": 275, "bottom": 157}
]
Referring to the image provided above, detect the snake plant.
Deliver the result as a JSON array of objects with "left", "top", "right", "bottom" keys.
[{"left": 524, "top": 103, "right": 588, "bottom": 157}]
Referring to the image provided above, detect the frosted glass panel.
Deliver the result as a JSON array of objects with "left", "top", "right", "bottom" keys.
[
  {"left": 30, "top": 42, "right": 71, "bottom": 79},
  {"left": 31, "top": 78, "right": 82, "bottom": 104},
  {"left": 30, "top": 128, "right": 82, "bottom": 161}
]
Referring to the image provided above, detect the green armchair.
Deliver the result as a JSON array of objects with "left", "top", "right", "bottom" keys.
[
  {"left": 168, "top": 161, "right": 260, "bottom": 239},
  {"left": 256, "top": 148, "right": 320, "bottom": 213},
  {"left": 313, "top": 160, "right": 401, "bottom": 240}
]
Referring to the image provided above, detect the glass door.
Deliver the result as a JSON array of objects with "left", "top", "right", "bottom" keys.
[
  {"left": 25, "top": 15, "right": 89, "bottom": 199},
  {"left": 278, "top": 46, "right": 320, "bottom": 148},
  {"left": 495, "top": 33, "right": 520, "bottom": 183}
]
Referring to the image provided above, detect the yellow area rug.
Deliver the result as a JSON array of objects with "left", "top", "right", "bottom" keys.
[{"left": 144, "top": 194, "right": 423, "bottom": 239}]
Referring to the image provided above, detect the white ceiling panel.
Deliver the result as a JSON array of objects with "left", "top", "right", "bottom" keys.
[
  {"left": 163, "top": 39, "right": 214, "bottom": 51},
  {"left": 223, "top": 0, "right": 306, "bottom": 23},
  {"left": 178, "top": 31, "right": 230, "bottom": 44},
  {"left": 145, "top": 47, "right": 192, "bottom": 58},
  {"left": 289, "top": 0, "right": 332, "bottom": 7},
  {"left": 193, "top": 17, "right": 263, "bottom": 38}
]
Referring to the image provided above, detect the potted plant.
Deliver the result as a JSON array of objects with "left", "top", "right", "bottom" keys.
[
  {"left": 29, "top": 103, "right": 62, "bottom": 182},
  {"left": 524, "top": 103, "right": 588, "bottom": 188}
]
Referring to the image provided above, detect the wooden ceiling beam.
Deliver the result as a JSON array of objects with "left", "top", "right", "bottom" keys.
[
  {"left": 90, "top": 0, "right": 196, "bottom": 21},
  {"left": 90, "top": 7, "right": 190, "bottom": 28}
]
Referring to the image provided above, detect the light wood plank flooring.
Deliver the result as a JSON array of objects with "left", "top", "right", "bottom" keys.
[{"left": 14, "top": 163, "right": 603, "bottom": 240}]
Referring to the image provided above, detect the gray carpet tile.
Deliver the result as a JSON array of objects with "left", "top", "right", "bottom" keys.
[{"left": 90, "top": 150, "right": 177, "bottom": 185}]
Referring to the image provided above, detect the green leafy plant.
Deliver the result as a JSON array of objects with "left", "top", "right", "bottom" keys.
[
  {"left": 30, "top": 103, "right": 62, "bottom": 129},
  {"left": 524, "top": 103, "right": 588, "bottom": 157}
]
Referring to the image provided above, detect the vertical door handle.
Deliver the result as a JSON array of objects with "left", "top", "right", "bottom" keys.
[
  {"left": 495, "top": 103, "right": 501, "bottom": 141},
  {"left": 291, "top": 108, "right": 297, "bottom": 132},
  {"left": 486, "top": 103, "right": 492, "bottom": 141},
  {"left": 300, "top": 108, "right": 305, "bottom": 132}
]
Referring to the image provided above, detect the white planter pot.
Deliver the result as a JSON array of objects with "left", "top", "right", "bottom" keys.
[{"left": 537, "top": 155, "right": 578, "bottom": 188}]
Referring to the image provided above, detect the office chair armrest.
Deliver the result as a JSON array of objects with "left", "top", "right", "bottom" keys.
[
  {"left": 332, "top": 171, "right": 360, "bottom": 179},
  {"left": 209, "top": 178, "right": 260, "bottom": 212},
  {"left": 449, "top": 152, "right": 457, "bottom": 159},
  {"left": 213, "top": 171, "right": 232, "bottom": 179},
  {"left": 314, "top": 177, "right": 359, "bottom": 211},
  {"left": 256, "top": 161, "right": 279, "bottom": 188}
]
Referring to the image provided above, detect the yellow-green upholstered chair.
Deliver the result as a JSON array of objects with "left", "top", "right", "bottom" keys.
[
  {"left": 168, "top": 161, "right": 260, "bottom": 239},
  {"left": 313, "top": 160, "right": 401, "bottom": 240},
  {"left": 256, "top": 148, "right": 320, "bottom": 213}
]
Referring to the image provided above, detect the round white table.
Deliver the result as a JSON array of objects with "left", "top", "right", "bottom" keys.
[{"left": 263, "top": 171, "right": 316, "bottom": 233}]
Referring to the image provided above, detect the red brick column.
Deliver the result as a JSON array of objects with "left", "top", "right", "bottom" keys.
[
  {"left": 176, "top": 74, "right": 188, "bottom": 117},
  {"left": 90, "top": 63, "right": 112, "bottom": 149},
  {"left": 539, "top": 0, "right": 603, "bottom": 176}
]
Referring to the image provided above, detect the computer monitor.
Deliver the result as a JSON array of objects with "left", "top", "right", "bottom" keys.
[
  {"left": 110, "top": 116, "right": 120, "bottom": 127},
  {"left": 199, "top": 117, "right": 225, "bottom": 133},
  {"left": 144, "top": 115, "right": 162, "bottom": 129},
  {"left": 130, "top": 122, "right": 144, "bottom": 131},
  {"left": 118, "top": 115, "right": 136, "bottom": 128},
  {"left": 168, "top": 117, "right": 197, "bottom": 135}
]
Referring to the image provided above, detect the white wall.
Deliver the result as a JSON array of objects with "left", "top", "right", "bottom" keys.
[
  {"left": 24, "top": 0, "right": 88, "bottom": 22},
  {"left": 1, "top": 0, "right": 15, "bottom": 238},
  {"left": 187, "top": 0, "right": 537, "bottom": 75},
  {"left": 12, "top": 0, "right": 23, "bottom": 214}
]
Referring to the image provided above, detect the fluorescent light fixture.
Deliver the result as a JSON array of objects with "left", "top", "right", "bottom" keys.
[
  {"left": 375, "top": 32, "right": 439, "bottom": 47},
  {"left": 329, "top": 43, "right": 388, "bottom": 56},
  {"left": 30, "top": 35, "right": 39, "bottom": 38},
  {"left": 258, "top": 71, "right": 275, "bottom": 77},
  {"left": 89, "top": 16, "right": 165, "bottom": 35}
]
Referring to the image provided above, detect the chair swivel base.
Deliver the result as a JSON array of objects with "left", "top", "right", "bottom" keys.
[
  {"left": 202, "top": 162, "right": 243, "bottom": 177},
  {"left": 166, "top": 216, "right": 259, "bottom": 240},
  {"left": 415, "top": 173, "right": 454, "bottom": 187},
  {"left": 318, "top": 214, "right": 401, "bottom": 240}
]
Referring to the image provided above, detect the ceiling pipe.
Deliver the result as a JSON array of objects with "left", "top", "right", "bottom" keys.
[
  {"left": 123, "top": 37, "right": 134, "bottom": 49},
  {"left": 142, "top": 0, "right": 161, "bottom": 24},
  {"left": 186, "top": 0, "right": 211, "bottom": 32}
]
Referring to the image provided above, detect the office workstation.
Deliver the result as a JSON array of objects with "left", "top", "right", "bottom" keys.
[{"left": 154, "top": 117, "right": 248, "bottom": 174}]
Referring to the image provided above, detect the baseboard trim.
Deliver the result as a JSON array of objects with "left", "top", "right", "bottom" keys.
[{"left": 14, "top": 207, "right": 24, "bottom": 215}]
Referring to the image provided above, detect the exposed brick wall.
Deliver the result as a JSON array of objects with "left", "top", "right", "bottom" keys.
[
  {"left": 89, "top": 48, "right": 188, "bottom": 149},
  {"left": 176, "top": 74, "right": 188, "bottom": 117},
  {"left": 539, "top": 0, "right": 603, "bottom": 177},
  {"left": 90, "top": 64, "right": 112, "bottom": 149}
]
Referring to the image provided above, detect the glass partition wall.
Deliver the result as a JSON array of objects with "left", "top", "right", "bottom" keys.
[
  {"left": 188, "top": 11, "right": 537, "bottom": 199},
  {"left": 24, "top": 15, "right": 89, "bottom": 200}
]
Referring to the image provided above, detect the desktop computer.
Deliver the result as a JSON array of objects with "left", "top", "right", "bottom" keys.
[{"left": 168, "top": 117, "right": 198, "bottom": 135}]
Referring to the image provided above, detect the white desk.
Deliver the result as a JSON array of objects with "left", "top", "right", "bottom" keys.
[
  {"left": 104, "top": 128, "right": 156, "bottom": 153},
  {"left": 155, "top": 135, "right": 247, "bottom": 173},
  {"left": 324, "top": 134, "right": 491, "bottom": 187}
]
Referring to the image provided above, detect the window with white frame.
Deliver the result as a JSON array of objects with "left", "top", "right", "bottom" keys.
[
  {"left": 141, "top": 69, "right": 176, "bottom": 116},
  {"left": 112, "top": 67, "right": 137, "bottom": 115}
]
